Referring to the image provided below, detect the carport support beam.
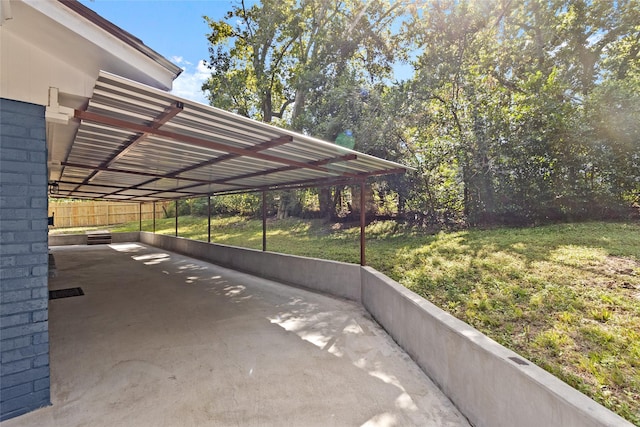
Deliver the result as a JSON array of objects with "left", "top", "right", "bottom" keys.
[
  {"left": 360, "top": 180, "right": 366, "bottom": 266},
  {"left": 208, "top": 195, "right": 211, "bottom": 243},
  {"left": 262, "top": 190, "right": 267, "bottom": 252},
  {"left": 175, "top": 200, "right": 179, "bottom": 237},
  {"left": 153, "top": 202, "right": 156, "bottom": 233},
  {"left": 139, "top": 203, "right": 142, "bottom": 231}
]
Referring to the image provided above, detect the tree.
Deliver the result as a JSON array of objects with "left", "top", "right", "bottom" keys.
[
  {"left": 203, "top": 0, "right": 302, "bottom": 121},
  {"left": 402, "top": 0, "right": 640, "bottom": 224},
  {"left": 201, "top": 0, "right": 639, "bottom": 225},
  {"left": 203, "top": 0, "right": 408, "bottom": 218}
]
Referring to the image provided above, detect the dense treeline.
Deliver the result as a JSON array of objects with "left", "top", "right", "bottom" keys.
[{"left": 200, "top": 0, "right": 640, "bottom": 226}]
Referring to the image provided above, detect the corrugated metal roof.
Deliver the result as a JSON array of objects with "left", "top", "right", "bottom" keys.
[{"left": 56, "top": 71, "right": 408, "bottom": 202}]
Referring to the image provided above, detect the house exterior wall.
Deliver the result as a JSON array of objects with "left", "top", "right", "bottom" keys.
[
  {"left": 0, "top": 98, "right": 50, "bottom": 421},
  {"left": 0, "top": 27, "right": 95, "bottom": 107},
  {"left": 0, "top": 1, "right": 179, "bottom": 108}
]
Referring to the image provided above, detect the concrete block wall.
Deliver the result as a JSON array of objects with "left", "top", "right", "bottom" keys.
[
  {"left": 0, "top": 98, "right": 51, "bottom": 421},
  {"left": 48, "top": 232, "right": 140, "bottom": 246},
  {"left": 139, "top": 232, "right": 362, "bottom": 302}
]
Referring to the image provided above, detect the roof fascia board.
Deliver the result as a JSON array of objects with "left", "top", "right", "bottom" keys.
[{"left": 22, "top": 0, "right": 179, "bottom": 90}]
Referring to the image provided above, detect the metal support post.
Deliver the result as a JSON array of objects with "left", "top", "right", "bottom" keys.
[
  {"left": 262, "top": 190, "right": 267, "bottom": 252},
  {"left": 360, "top": 180, "right": 366, "bottom": 266},
  {"left": 208, "top": 195, "right": 212, "bottom": 243},
  {"left": 175, "top": 199, "right": 179, "bottom": 237}
]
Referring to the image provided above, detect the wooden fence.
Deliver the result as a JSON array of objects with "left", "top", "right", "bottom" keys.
[{"left": 48, "top": 201, "right": 170, "bottom": 229}]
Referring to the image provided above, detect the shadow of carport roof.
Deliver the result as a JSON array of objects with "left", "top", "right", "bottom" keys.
[{"left": 54, "top": 71, "right": 409, "bottom": 202}]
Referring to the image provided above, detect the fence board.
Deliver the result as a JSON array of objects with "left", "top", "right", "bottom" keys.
[{"left": 48, "top": 201, "right": 170, "bottom": 228}]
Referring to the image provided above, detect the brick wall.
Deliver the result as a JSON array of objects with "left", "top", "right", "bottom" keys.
[{"left": 0, "top": 98, "right": 51, "bottom": 421}]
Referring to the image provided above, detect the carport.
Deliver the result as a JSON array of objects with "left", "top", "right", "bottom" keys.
[
  {"left": 47, "top": 71, "right": 408, "bottom": 265},
  {"left": 20, "top": 66, "right": 471, "bottom": 425},
  {"left": 6, "top": 3, "right": 463, "bottom": 422},
  {"left": 2, "top": 242, "right": 468, "bottom": 426},
  {"left": 29, "top": 56, "right": 470, "bottom": 426}
]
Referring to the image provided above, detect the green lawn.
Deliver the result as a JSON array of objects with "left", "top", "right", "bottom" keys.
[{"left": 54, "top": 217, "right": 640, "bottom": 424}]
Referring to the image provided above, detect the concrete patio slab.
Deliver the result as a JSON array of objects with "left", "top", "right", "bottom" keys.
[{"left": 2, "top": 243, "right": 469, "bottom": 427}]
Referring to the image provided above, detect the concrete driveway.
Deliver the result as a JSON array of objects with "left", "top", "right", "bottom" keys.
[{"left": 3, "top": 243, "right": 469, "bottom": 427}]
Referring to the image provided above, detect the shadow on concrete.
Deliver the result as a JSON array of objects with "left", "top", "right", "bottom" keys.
[{"left": 5, "top": 243, "right": 468, "bottom": 427}]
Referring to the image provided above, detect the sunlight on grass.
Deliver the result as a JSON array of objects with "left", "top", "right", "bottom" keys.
[
  {"left": 49, "top": 225, "right": 108, "bottom": 235},
  {"left": 550, "top": 245, "right": 609, "bottom": 266}
]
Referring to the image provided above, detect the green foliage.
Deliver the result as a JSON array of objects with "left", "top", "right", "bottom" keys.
[
  {"left": 389, "top": 0, "right": 639, "bottom": 225},
  {"left": 152, "top": 192, "right": 337, "bottom": 220},
  {"left": 399, "top": 0, "right": 640, "bottom": 224},
  {"left": 201, "top": 0, "right": 639, "bottom": 225},
  {"left": 203, "top": 0, "right": 403, "bottom": 124},
  {"left": 162, "top": 195, "right": 265, "bottom": 218},
  {"left": 203, "top": 0, "right": 407, "bottom": 218},
  {"left": 212, "top": 194, "right": 262, "bottom": 216}
]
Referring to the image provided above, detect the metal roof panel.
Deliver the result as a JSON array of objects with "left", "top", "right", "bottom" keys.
[{"left": 56, "top": 71, "right": 408, "bottom": 201}]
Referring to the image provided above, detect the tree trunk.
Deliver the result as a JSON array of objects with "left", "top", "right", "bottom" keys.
[
  {"left": 276, "top": 191, "right": 289, "bottom": 219},
  {"left": 262, "top": 89, "right": 273, "bottom": 123},
  {"left": 291, "top": 90, "right": 306, "bottom": 127},
  {"left": 276, "top": 190, "right": 303, "bottom": 219},
  {"left": 397, "top": 190, "right": 405, "bottom": 219},
  {"left": 318, "top": 187, "right": 333, "bottom": 220},
  {"left": 351, "top": 185, "right": 374, "bottom": 217},
  {"left": 470, "top": 106, "right": 496, "bottom": 224},
  {"left": 333, "top": 187, "right": 343, "bottom": 219}
]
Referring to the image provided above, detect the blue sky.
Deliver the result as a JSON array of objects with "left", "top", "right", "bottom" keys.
[
  {"left": 79, "top": 0, "right": 414, "bottom": 104},
  {"left": 79, "top": 0, "right": 236, "bottom": 104}
]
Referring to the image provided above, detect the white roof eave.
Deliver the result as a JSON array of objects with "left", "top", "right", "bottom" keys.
[{"left": 23, "top": 0, "right": 180, "bottom": 91}]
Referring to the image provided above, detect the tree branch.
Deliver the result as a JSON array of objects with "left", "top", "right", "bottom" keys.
[{"left": 272, "top": 99, "right": 295, "bottom": 119}]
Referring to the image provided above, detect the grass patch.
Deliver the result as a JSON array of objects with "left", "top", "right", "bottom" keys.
[{"left": 54, "top": 218, "right": 640, "bottom": 424}]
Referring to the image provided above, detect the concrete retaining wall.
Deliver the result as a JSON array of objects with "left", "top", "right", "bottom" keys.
[
  {"left": 361, "top": 267, "right": 631, "bottom": 427},
  {"left": 111, "top": 233, "right": 140, "bottom": 243},
  {"left": 48, "top": 234, "right": 85, "bottom": 246},
  {"left": 48, "top": 232, "right": 140, "bottom": 246},
  {"left": 139, "top": 232, "right": 361, "bottom": 302}
]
